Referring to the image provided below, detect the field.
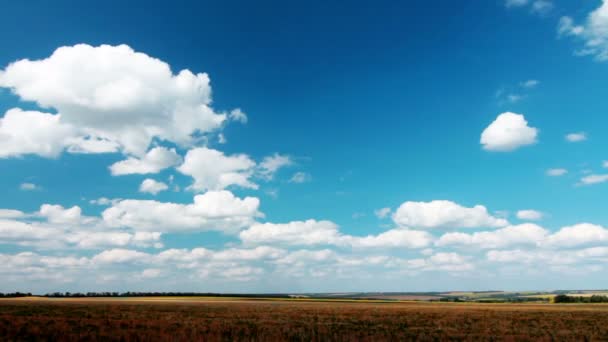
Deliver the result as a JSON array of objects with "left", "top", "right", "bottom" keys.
[{"left": 1, "top": 297, "right": 608, "bottom": 341}]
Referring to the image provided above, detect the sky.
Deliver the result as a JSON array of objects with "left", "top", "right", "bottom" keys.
[{"left": 0, "top": 0, "right": 608, "bottom": 293}]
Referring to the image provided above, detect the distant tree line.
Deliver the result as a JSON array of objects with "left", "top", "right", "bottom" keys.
[
  {"left": 0, "top": 292, "right": 32, "bottom": 298},
  {"left": 554, "top": 294, "right": 608, "bottom": 303},
  {"left": 41, "top": 292, "right": 291, "bottom": 298}
]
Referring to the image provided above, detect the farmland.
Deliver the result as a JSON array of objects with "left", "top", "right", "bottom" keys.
[{"left": 1, "top": 297, "right": 608, "bottom": 341}]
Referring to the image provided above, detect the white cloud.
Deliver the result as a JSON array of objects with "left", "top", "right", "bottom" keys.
[
  {"left": 392, "top": 200, "right": 509, "bottom": 229},
  {"left": 604, "top": 161, "right": 608, "bottom": 168},
  {"left": 0, "top": 209, "right": 25, "bottom": 219},
  {"left": 139, "top": 179, "right": 169, "bottom": 195},
  {"left": 531, "top": 0, "right": 553, "bottom": 14},
  {"left": 520, "top": 79, "right": 540, "bottom": 88},
  {"left": 177, "top": 147, "right": 257, "bottom": 191},
  {"left": 92, "top": 249, "right": 150, "bottom": 264},
  {"left": 240, "top": 220, "right": 344, "bottom": 246},
  {"left": 0, "top": 108, "right": 75, "bottom": 158},
  {"left": 436, "top": 224, "right": 548, "bottom": 249},
  {"left": 240, "top": 219, "right": 432, "bottom": 249},
  {"left": 543, "top": 223, "right": 608, "bottom": 248},
  {"left": 580, "top": 174, "right": 608, "bottom": 185},
  {"left": 559, "top": 1, "right": 608, "bottom": 61},
  {"left": 565, "top": 132, "right": 587, "bottom": 142},
  {"left": 39, "top": 204, "right": 83, "bottom": 224},
  {"left": 103, "top": 190, "right": 261, "bottom": 233},
  {"left": 109, "top": 147, "right": 181, "bottom": 176},
  {"left": 141, "top": 268, "right": 162, "bottom": 278},
  {"left": 505, "top": 0, "right": 528, "bottom": 8},
  {"left": 481, "top": 112, "right": 538, "bottom": 152},
  {"left": 289, "top": 172, "right": 311, "bottom": 184},
  {"left": 0, "top": 44, "right": 233, "bottom": 157},
  {"left": 546, "top": 168, "right": 568, "bottom": 176},
  {"left": 19, "top": 182, "right": 40, "bottom": 191},
  {"left": 516, "top": 210, "right": 544, "bottom": 221},
  {"left": 228, "top": 108, "right": 248, "bottom": 124},
  {"left": 257, "top": 153, "right": 292, "bottom": 180},
  {"left": 374, "top": 207, "right": 392, "bottom": 219}
]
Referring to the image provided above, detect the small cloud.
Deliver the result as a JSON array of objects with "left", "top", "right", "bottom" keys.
[
  {"left": 257, "top": 154, "right": 293, "bottom": 181},
  {"left": 352, "top": 212, "right": 366, "bottom": 219},
  {"left": 516, "top": 210, "right": 544, "bottom": 221},
  {"left": 141, "top": 268, "right": 162, "bottom": 279},
  {"left": 546, "top": 168, "right": 568, "bottom": 177},
  {"left": 289, "top": 172, "right": 311, "bottom": 184},
  {"left": 580, "top": 174, "right": 608, "bottom": 186},
  {"left": 229, "top": 108, "right": 248, "bottom": 124},
  {"left": 374, "top": 207, "right": 392, "bottom": 219},
  {"left": 218, "top": 133, "right": 227, "bottom": 144},
  {"left": 520, "top": 79, "right": 540, "bottom": 89},
  {"left": 507, "top": 94, "right": 525, "bottom": 103},
  {"left": 139, "top": 179, "right": 169, "bottom": 195},
  {"left": 531, "top": 0, "right": 553, "bottom": 15},
  {"left": 481, "top": 112, "right": 538, "bottom": 152},
  {"left": 603, "top": 161, "right": 608, "bottom": 169},
  {"left": 505, "top": 0, "right": 528, "bottom": 8},
  {"left": 20, "top": 182, "right": 40, "bottom": 191},
  {"left": 566, "top": 132, "right": 587, "bottom": 142}
]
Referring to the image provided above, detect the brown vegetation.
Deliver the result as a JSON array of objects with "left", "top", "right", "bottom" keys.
[{"left": 1, "top": 298, "right": 607, "bottom": 341}]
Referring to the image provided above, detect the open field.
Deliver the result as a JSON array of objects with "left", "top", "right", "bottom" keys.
[{"left": 1, "top": 297, "right": 608, "bottom": 341}]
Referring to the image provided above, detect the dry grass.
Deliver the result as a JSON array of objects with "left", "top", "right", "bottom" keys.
[{"left": 1, "top": 298, "right": 607, "bottom": 341}]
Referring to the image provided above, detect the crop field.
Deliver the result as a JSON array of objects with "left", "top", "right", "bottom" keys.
[{"left": 1, "top": 297, "right": 608, "bottom": 341}]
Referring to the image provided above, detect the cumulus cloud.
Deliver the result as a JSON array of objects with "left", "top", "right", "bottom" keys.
[
  {"left": 39, "top": 204, "right": 83, "bottom": 224},
  {"left": 103, "top": 190, "right": 261, "bottom": 233},
  {"left": 139, "top": 179, "right": 169, "bottom": 195},
  {"left": 0, "top": 44, "right": 234, "bottom": 157},
  {"left": 580, "top": 174, "right": 608, "bottom": 185},
  {"left": 0, "top": 108, "right": 75, "bottom": 158},
  {"left": 257, "top": 153, "right": 292, "bottom": 180},
  {"left": 565, "top": 132, "right": 587, "bottom": 142},
  {"left": 543, "top": 223, "right": 608, "bottom": 248},
  {"left": 109, "top": 147, "right": 181, "bottom": 175},
  {"left": 240, "top": 219, "right": 433, "bottom": 249},
  {"left": 177, "top": 147, "right": 257, "bottom": 191},
  {"left": 559, "top": 1, "right": 608, "bottom": 61},
  {"left": 546, "top": 168, "right": 568, "bottom": 177},
  {"left": 516, "top": 210, "right": 544, "bottom": 221},
  {"left": 289, "top": 172, "right": 311, "bottom": 184},
  {"left": 392, "top": 200, "right": 508, "bottom": 229},
  {"left": 481, "top": 112, "right": 538, "bottom": 152},
  {"left": 374, "top": 207, "right": 392, "bottom": 219},
  {"left": 436, "top": 224, "right": 548, "bottom": 249},
  {"left": 19, "top": 182, "right": 40, "bottom": 191}
]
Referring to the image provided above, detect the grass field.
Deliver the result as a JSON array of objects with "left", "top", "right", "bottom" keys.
[{"left": 1, "top": 297, "right": 608, "bottom": 341}]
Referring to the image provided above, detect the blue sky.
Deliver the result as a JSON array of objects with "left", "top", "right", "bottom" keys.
[{"left": 0, "top": 0, "right": 608, "bottom": 293}]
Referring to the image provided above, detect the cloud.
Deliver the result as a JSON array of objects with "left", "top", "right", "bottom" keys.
[
  {"left": 139, "top": 179, "right": 169, "bottom": 195},
  {"left": 565, "top": 132, "right": 587, "bottom": 142},
  {"left": 103, "top": 190, "right": 261, "bottom": 233},
  {"left": 436, "top": 224, "right": 548, "bottom": 249},
  {"left": 481, "top": 113, "right": 538, "bottom": 152},
  {"left": 580, "top": 174, "right": 608, "bottom": 185},
  {"left": 546, "top": 168, "right": 568, "bottom": 176},
  {"left": 0, "top": 209, "right": 25, "bottom": 219},
  {"left": 374, "top": 207, "right": 392, "bottom": 219},
  {"left": 505, "top": 0, "right": 528, "bottom": 8},
  {"left": 0, "top": 44, "right": 233, "bottom": 157},
  {"left": 19, "top": 182, "right": 40, "bottom": 191},
  {"left": 39, "top": 204, "right": 83, "bottom": 224},
  {"left": 559, "top": 1, "right": 608, "bottom": 61},
  {"left": 109, "top": 147, "right": 181, "bottom": 175},
  {"left": 543, "top": 223, "right": 608, "bottom": 248},
  {"left": 516, "top": 210, "right": 544, "bottom": 221},
  {"left": 289, "top": 172, "right": 311, "bottom": 184},
  {"left": 239, "top": 219, "right": 433, "bottom": 249},
  {"left": 531, "top": 0, "right": 553, "bottom": 15},
  {"left": 177, "top": 147, "right": 257, "bottom": 191},
  {"left": 392, "top": 200, "right": 509, "bottom": 229},
  {"left": 0, "top": 108, "right": 75, "bottom": 158},
  {"left": 228, "top": 108, "right": 248, "bottom": 124},
  {"left": 257, "top": 153, "right": 292, "bottom": 180},
  {"left": 520, "top": 79, "right": 540, "bottom": 88}
]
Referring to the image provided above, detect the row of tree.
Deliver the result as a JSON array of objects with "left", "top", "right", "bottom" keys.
[
  {"left": 42, "top": 292, "right": 290, "bottom": 298},
  {"left": 554, "top": 294, "right": 608, "bottom": 303},
  {"left": 0, "top": 292, "right": 32, "bottom": 298}
]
